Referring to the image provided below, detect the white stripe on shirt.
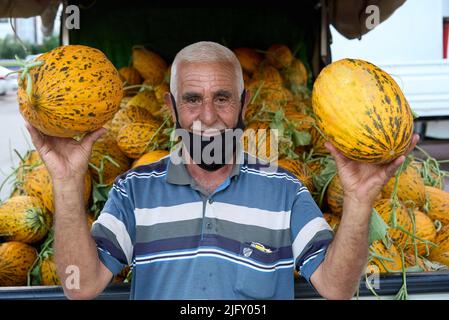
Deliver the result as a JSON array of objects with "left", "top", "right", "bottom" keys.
[
  {"left": 292, "top": 217, "right": 332, "bottom": 261},
  {"left": 93, "top": 212, "right": 134, "bottom": 264},
  {"left": 134, "top": 202, "right": 204, "bottom": 226},
  {"left": 210, "top": 202, "right": 291, "bottom": 231}
]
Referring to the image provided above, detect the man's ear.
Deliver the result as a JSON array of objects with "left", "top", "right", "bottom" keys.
[{"left": 164, "top": 92, "right": 177, "bottom": 124}]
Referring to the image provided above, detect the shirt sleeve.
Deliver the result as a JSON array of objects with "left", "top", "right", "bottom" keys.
[
  {"left": 290, "top": 185, "right": 334, "bottom": 285},
  {"left": 91, "top": 179, "right": 136, "bottom": 276}
]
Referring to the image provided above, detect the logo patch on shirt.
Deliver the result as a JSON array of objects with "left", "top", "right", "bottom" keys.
[{"left": 250, "top": 242, "right": 273, "bottom": 253}]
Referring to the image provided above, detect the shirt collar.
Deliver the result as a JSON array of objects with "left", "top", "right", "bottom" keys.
[{"left": 165, "top": 142, "right": 244, "bottom": 186}]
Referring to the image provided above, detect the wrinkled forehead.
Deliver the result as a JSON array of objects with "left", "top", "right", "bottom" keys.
[{"left": 175, "top": 61, "right": 240, "bottom": 94}]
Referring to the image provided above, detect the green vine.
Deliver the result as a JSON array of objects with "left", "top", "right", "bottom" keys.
[
  {"left": 27, "top": 230, "right": 54, "bottom": 286},
  {"left": 0, "top": 55, "right": 44, "bottom": 101},
  {"left": 394, "top": 247, "right": 409, "bottom": 300}
]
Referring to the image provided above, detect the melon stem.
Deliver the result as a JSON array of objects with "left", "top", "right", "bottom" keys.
[
  {"left": 123, "top": 84, "right": 153, "bottom": 91},
  {"left": 394, "top": 248, "right": 409, "bottom": 300}
]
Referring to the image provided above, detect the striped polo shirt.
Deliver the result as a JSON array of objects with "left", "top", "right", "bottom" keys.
[{"left": 92, "top": 147, "right": 334, "bottom": 300}]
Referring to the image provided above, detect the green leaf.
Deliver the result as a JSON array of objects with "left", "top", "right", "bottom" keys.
[
  {"left": 368, "top": 209, "right": 389, "bottom": 246},
  {"left": 292, "top": 130, "right": 311, "bottom": 147},
  {"left": 30, "top": 263, "right": 42, "bottom": 286},
  {"left": 93, "top": 182, "right": 111, "bottom": 201},
  {"left": 273, "top": 109, "right": 284, "bottom": 123},
  {"left": 90, "top": 181, "right": 112, "bottom": 219},
  {"left": 312, "top": 157, "right": 336, "bottom": 192}
]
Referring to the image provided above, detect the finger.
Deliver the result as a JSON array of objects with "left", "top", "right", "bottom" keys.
[
  {"left": 384, "top": 155, "right": 405, "bottom": 181},
  {"left": 82, "top": 127, "right": 107, "bottom": 148},
  {"left": 324, "top": 141, "right": 349, "bottom": 167},
  {"left": 24, "top": 121, "right": 45, "bottom": 150},
  {"left": 404, "top": 133, "right": 420, "bottom": 156}
]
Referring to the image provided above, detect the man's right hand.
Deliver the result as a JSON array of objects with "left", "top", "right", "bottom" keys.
[
  {"left": 25, "top": 122, "right": 106, "bottom": 182},
  {"left": 25, "top": 121, "right": 113, "bottom": 299}
]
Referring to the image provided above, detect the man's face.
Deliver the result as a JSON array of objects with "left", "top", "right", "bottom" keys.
[{"left": 170, "top": 61, "right": 243, "bottom": 135}]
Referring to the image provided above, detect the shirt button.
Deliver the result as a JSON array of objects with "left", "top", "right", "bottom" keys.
[
  {"left": 208, "top": 198, "right": 214, "bottom": 204},
  {"left": 206, "top": 223, "right": 212, "bottom": 229}
]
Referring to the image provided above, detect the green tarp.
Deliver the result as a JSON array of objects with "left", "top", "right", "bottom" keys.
[{"left": 68, "top": 2, "right": 320, "bottom": 73}]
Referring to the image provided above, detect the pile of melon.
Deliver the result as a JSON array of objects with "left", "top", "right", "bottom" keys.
[
  {"left": 0, "top": 43, "right": 448, "bottom": 289},
  {"left": 0, "top": 45, "right": 172, "bottom": 286}
]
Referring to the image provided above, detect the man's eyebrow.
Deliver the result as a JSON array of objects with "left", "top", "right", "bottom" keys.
[
  {"left": 181, "top": 92, "right": 202, "bottom": 100},
  {"left": 214, "top": 90, "right": 232, "bottom": 98}
]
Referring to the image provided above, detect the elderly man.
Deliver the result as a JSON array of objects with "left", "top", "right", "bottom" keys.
[{"left": 26, "top": 41, "right": 418, "bottom": 300}]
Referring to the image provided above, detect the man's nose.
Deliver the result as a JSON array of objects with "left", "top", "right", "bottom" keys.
[{"left": 199, "top": 98, "right": 218, "bottom": 127}]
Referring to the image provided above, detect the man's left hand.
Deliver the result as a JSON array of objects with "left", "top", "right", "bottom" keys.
[{"left": 324, "top": 133, "right": 420, "bottom": 206}]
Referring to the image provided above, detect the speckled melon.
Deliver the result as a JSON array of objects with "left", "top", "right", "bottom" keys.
[
  {"left": 14, "top": 150, "right": 43, "bottom": 195},
  {"left": 323, "top": 212, "right": 341, "bottom": 231},
  {"left": 266, "top": 44, "right": 293, "bottom": 69},
  {"left": 109, "top": 104, "right": 156, "bottom": 138},
  {"left": 242, "top": 121, "right": 277, "bottom": 162},
  {"left": 117, "top": 122, "right": 166, "bottom": 159},
  {"left": 125, "top": 90, "right": 161, "bottom": 116},
  {"left": 118, "top": 66, "right": 142, "bottom": 85},
  {"left": 374, "top": 199, "right": 413, "bottom": 248},
  {"left": 312, "top": 59, "right": 414, "bottom": 163},
  {"left": 429, "top": 225, "right": 449, "bottom": 266},
  {"left": 24, "top": 165, "right": 91, "bottom": 213},
  {"left": 283, "top": 58, "right": 308, "bottom": 89},
  {"left": 247, "top": 81, "right": 293, "bottom": 110},
  {"left": 243, "top": 103, "right": 260, "bottom": 124},
  {"left": 278, "top": 158, "right": 314, "bottom": 191},
  {"left": 40, "top": 254, "right": 61, "bottom": 286},
  {"left": 425, "top": 186, "right": 449, "bottom": 225},
  {"left": 22, "top": 164, "right": 51, "bottom": 208},
  {"left": 132, "top": 150, "right": 170, "bottom": 168},
  {"left": 17, "top": 150, "right": 42, "bottom": 179},
  {"left": 89, "top": 130, "right": 131, "bottom": 185},
  {"left": 233, "top": 48, "right": 263, "bottom": 75},
  {"left": 404, "top": 209, "right": 436, "bottom": 256},
  {"left": 326, "top": 174, "right": 344, "bottom": 216},
  {"left": 0, "top": 195, "right": 52, "bottom": 244},
  {"left": 132, "top": 47, "right": 167, "bottom": 85},
  {"left": 0, "top": 241, "right": 37, "bottom": 286},
  {"left": 119, "top": 66, "right": 142, "bottom": 96},
  {"left": 369, "top": 240, "right": 403, "bottom": 273},
  {"left": 18, "top": 45, "right": 123, "bottom": 137},
  {"left": 119, "top": 96, "right": 132, "bottom": 109},
  {"left": 251, "top": 63, "right": 283, "bottom": 86},
  {"left": 310, "top": 126, "right": 330, "bottom": 155},
  {"left": 382, "top": 164, "right": 426, "bottom": 208},
  {"left": 284, "top": 109, "right": 315, "bottom": 132},
  {"left": 153, "top": 83, "right": 169, "bottom": 105}
]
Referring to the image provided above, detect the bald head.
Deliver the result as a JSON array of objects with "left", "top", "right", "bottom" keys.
[{"left": 170, "top": 41, "right": 244, "bottom": 98}]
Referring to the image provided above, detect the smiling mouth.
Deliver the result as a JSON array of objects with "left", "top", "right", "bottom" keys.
[
  {"left": 190, "top": 127, "right": 229, "bottom": 136},
  {"left": 197, "top": 129, "right": 226, "bottom": 136}
]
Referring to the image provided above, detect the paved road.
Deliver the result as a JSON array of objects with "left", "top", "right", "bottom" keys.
[{"left": 0, "top": 91, "right": 32, "bottom": 201}]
